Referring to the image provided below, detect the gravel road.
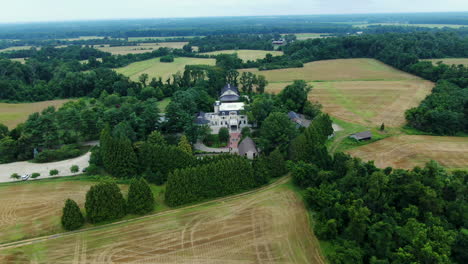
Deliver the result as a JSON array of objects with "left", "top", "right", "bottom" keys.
[{"left": 0, "top": 152, "right": 91, "bottom": 183}]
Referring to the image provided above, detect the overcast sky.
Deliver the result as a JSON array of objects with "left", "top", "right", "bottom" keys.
[{"left": 1, "top": 0, "right": 467, "bottom": 23}]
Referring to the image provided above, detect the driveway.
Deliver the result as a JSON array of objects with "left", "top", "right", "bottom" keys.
[
  {"left": 0, "top": 152, "right": 91, "bottom": 183},
  {"left": 194, "top": 141, "right": 230, "bottom": 153}
]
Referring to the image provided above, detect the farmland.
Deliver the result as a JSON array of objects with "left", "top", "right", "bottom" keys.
[
  {"left": 116, "top": 57, "right": 215, "bottom": 81},
  {"left": 248, "top": 58, "right": 432, "bottom": 127},
  {"left": 95, "top": 42, "right": 188, "bottom": 55},
  {"left": 201, "top": 49, "right": 283, "bottom": 61},
  {"left": 0, "top": 46, "right": 34, "bottom": 53},
  {"left": 423, "top": 58, "right": 468, "bottom": 66},
  {"left": 0, "top": 178, "right": 325, "bottom": 264},
  {"left": 127, "top": 36, "right": 201, "bottom": 41},
  {"left": 0, "top": 100, "right": 70, "bottom": 129},
  {"left": 347, "top": 135, "right": 468, "bottom": 170},
  {"left": 241, "top": 58, "right": 420, "bottom": 83},
  {"left": 0, "top": 179, "right": 133, "bottom": 244},
  {"left": 289, "top": 33, "right": 333, "bottom": 40}
]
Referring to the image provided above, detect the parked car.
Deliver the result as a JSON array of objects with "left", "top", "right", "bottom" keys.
[{"left": 21, "top": 174, "right": 31, "bottom": 181}]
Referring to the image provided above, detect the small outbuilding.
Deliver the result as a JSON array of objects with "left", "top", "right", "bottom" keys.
[
  {"left": 238, "top": 137, "right": 258, "bottom": 159},
  {"left": 349, "top": 131, "right": 372, "bottom": 141}
]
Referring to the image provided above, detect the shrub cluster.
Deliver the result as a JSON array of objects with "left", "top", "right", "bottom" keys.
[{"left": 34, "top": 144, "right": 82, "bottom": 163}]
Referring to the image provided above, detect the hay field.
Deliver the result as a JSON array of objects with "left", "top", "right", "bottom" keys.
[
  {"left": 354, "top": 23, "right": 465, "bottom": 28},
  {"left": 128, "top": 36, "right": 200, "bottom": 41},
  {"left": 257, "top": 59, "right": 432, "bottom": 127},
  {"left": 347, "top": 135, "right": 468, "bottom": 170},
  {"left": 0, "top": 100, "right": 70, "bottom": 129},
  {"left": 0, "top": 46, "right": 34, "bottom": 53},
  {"left": 116, "top": 57, "right": 216, "bottom": 81},
  {"left": 0, "top": 179, "right": 325, "bottom": 264},
  {"left": 240, "top": 58, "right": 420, "bottom": 83},
  {"left": 423, "top": 58, "right": 468, "bottom": 66},
  {"left": 288, "top": 33, "right": 332, "bottom": 40},
  {"left": 201, "top": 49, "right": 283, "bottom": 61},
  {"left": 95, "top": 42, "right": 188, "bottom": 55},
  {"left": 10, "top": 58, "right": 26, "bottom": 64},
  {"left": 0, "top": 180, "right": 127, "bottom": 244}
]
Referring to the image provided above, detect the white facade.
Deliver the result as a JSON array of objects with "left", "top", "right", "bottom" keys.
[{"left": 201, "top": 101, "right": 250, "bottom": 133}]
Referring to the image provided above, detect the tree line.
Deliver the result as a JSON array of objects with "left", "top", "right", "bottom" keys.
[{"left": 62, "top": 178, "right": 154, "bottom": 230}]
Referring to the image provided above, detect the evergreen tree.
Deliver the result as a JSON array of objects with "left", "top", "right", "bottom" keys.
[
  {"left": 380, "top": 123, "right": 385, "bottom": 131},
  {"left": 85, "top": 181, "right": 126, "bottom": 223},
  {"left": 61, "top": 199, "right": 84, "bottom": 231},
  {"left": 178, "top": 135, "right": 192, "bottom": 155},
  {"left": 101, "top": 125, "right": 138, "bottom": 177},
  {"left": 268, "top": 148, "right": 287, "bottom": 178},
  {"left": 147, "top": 130, "right": 166, "bottom": 145},
  {"left": 127, "top": 178, "right": 155, "bottom": 215}
]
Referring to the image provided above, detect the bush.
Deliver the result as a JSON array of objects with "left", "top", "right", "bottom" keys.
[
  {"left": 127, "top": 178, "right": 155, "bottom": 215},
  {"left": 160, "top": 55, "right": 174, "bottom": 62},
  {"left": 31, "top": 172, "right": 41, "bottom": 179},
  {"left": 49, "top": 169, "right": 59, "bottom": 176},
  {"left": 85, "top": 164, "right": 100, "bottom": 175},
  {"left": 61, "top": 199, "right": 84, "bottom": 231},
  {"left": 34, "top": 144, "right": 83, "bottom": 163},
  {"left": 10, "top": 173, "right": 20, "bottom": 180},
  {"left": 85, "top": 181, "right": 126, "bottom": 223},
  {"left": 218, "top": 127, "right": 230, "bottom": 143},
  {"left": 70, "top": 165, "right": 79, "bottom": 173}
]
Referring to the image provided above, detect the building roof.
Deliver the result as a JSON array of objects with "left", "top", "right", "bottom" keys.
[
  {"left": 219, "top": 102, "right": 244, "bottom": 112},
  {"left": 350, "top": 131, "right": 372, "bottom": 140},
  {"left": 288, "top": 111, "right": 300, "bottom": 119},
  {"left": 194, "top": 112, "right": 210, "bottom": 125},
  {"left": 220, "top": 94, "right": 240, "bottom": 102},
  {"left": 221, "top": 84, "right": 239, "bottom": 95},
  {"left": 239, "top": 137, "right": 257, "bottom": 156}
]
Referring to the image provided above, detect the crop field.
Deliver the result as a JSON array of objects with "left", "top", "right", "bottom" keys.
[
  {"left": 254, "top": 59, "right": 432, "bottom": 127},
  {"left": 10, "top": 58, "right": 26, "bottom": 64},
  {"left": 127, "top": 36, "right": 201, "bottom": 41},
  {"left": 423, "top": 58, "right": 468, "bottom": 66},
  {"left": 240, "top": 58, "right": 420, "bottom": 83},
  {"left": 353, "top": 23, "right": 466, "bottom": 28},
  {"left": 61, "top": 36, "right": 105, "bottom": 41},
  {"left": 201, "top": 49, "right": 283, "bottom": 61},
  {"left": 0, "top": 179, "right": 325, "bottom": 264},
  {"left": 288, "top": 33, "right": 333, "bottom": 40},
  {"left": 0, "top": 100, "right": 70, "bottom": 129},
  {"left": 116, "top": 57, "right": 215, "bottom": 81},
  {"left": 0, "top": 180, "right": 124, "bottom": 244},
  {"left": 347, "top": 135, "right": 468, "bottom": 170},
  {"left": 95, "top": 42, "right": 188, "bottom": 55},
  {"left": 0, "top": 46, "right": 34, "bottom": 53}
]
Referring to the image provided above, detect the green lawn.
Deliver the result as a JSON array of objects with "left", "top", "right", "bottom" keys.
[
  {"left": 115, "top": 57, "right": 216, "bottom": 81},
  {"left": 157, "top": 98, "right": 171, "bottom": 113}
]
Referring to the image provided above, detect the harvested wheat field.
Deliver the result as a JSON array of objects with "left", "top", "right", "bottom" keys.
[
  {"left": 0, "top": 181, "right": 91, "bottom": 243},
  {"left": 201, "top": 49, "right": 283, "bottom": 61},
  {"left": 0, "top": 100, "right": 70, "bottom": 129},
  {"left": 347, "top": 135, "right": 468, "bottom": 170},
  {"left": 241, "top": 58, "right": 420, "bottom": 83},
  {"left": 423, "top": 58, "right": 468, "bottom": 66},
  {"left": 0, "top": 180, "right": 129, "bottom": 244},
  {"left": 116, "top": 57, "right": 215, "bottom": 81},
  {"left": 95, "top": 42, "right": 188, "bottom": 55},
  {"left": 0, "top": 179, "right": 325, "bottom": 264}
]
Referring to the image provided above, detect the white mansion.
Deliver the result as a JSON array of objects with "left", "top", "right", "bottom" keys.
[{"left": 195, "top": 84, "right": 251, "bottom": 133}]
